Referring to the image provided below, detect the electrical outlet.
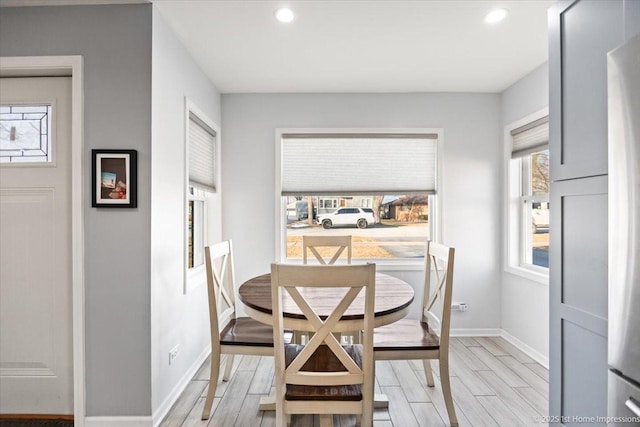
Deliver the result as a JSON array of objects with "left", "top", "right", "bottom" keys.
[
  {"left": 451, "top": 302, "right": 469, "bottom": 311},
  {"left": 169, "top": 345, "right": 179, "bottom": 365}
]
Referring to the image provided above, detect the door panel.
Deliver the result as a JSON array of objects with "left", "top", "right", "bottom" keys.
[
  {"left": 562, "top": 320, "right": 608, "bottom": 426},
  {"left": 0, "top": 77, "right": 73, "bottom": 414},
  {"left": 550, "top": 0, "right": 624, "bottom": 181},
  {"left": 561, "top": 193, "right": 608, "bottom": 318}
]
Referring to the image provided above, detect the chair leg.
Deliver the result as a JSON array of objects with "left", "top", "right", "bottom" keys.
[
  {"left": 222, "top": 354, "right": 235, "bottom": 381},
  {"left": 319, "top": 414, "right": 333, "bottom": 427},
  {"left": 423, "top": 359, "right": 435, "bottom": 387},
  {"left": 274, "top": 407, "right": 288, "bottom": 427},
  {"left": 439, "top": 356, "right": 458, "bottom": 427},
  {"left": 201, "top": 351, "right": 221, "bottom": 420}
]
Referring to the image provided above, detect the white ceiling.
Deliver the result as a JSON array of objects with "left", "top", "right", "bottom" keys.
[
  {"left": 1, "top": 0, "right": 554, "bottom": 93},
  {"left": 152, "top": 0, "right": 553, "bottom": 94}
]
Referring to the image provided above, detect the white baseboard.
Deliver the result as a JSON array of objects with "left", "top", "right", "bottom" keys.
[
  {"left": 84, "top": 417, "right": 152, "bottom": 427},
  {"left": 450, "top": 328, "right": 502, "bottom": 337},
  {"left": 500, "top": 330, "right": 549, "bottom": 369},
  {"left": 449, "top": 327, "right": 548, "bottom": 368},
  {"left": 152, "top": 345, "right": 211, "bottom": 427}
]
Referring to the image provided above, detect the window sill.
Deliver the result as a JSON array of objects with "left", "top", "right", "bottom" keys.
[{"left": 505, "top": 265, "right": 549, "bottom": 285}]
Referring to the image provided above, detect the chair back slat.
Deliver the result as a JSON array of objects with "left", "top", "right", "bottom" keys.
[
  {"left": 303, "top": 235, "right": 352, "bottom": 265},
  {"left": 422, "top": 241, "right": 455, "bottom": 349},
  {"left": 205, "top": 241, "right": 238, "bottom": 339},
  {"left": 284, "top": 286, "right": 363, "bottom": 375}
]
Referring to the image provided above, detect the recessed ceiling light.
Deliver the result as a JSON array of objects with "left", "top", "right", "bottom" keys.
[
  {"left": 275, "top": 7, "right": 295, "bottom": 23},
  {"left": 484, "top": 8, "right": 508, "bottom": 24}
]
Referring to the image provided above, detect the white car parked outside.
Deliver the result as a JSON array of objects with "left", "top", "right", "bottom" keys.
[{"left": 317, "top": 207, "right": 375, "bottom": 229}]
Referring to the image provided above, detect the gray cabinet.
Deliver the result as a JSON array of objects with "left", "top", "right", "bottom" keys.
[
  {"left": 549, "top": 0, "right": 623, "bottom": 181},
  {"left": 626, "top": 0, "right": 640, "bottom": 40},
  {"left": 549, "top": 176, "right": 609, "bottom": 425},
  {"left": 548, "top": 0, "right": 631, "bottom": 424}
]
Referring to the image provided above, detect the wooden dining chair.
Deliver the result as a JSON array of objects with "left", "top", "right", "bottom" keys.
[
  {"left": 271, "top": 263, "right": 376, "bottom": 427},
  {"left": 302, "top": 235, "right": 352, "bottom": 265},
  {"left": 373, "top": 241, "right": 458, "bottom": 427},
  {"left": 201, "top": 240, "right": 279, "bottom": 420}
]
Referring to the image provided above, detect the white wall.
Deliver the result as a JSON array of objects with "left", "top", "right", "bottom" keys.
[
  {"left": 151, "top": 7, "right": 222, "bottom": 419},
  {"left": 500, "top": 62, "right": 550, "bottom": 364},
  {"left": 221, "top": 93, "right": 502, "bottom": 332}
]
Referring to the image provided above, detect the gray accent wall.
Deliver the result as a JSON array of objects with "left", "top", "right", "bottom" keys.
[
  {"left": 500, "top": 62, "right": 550, "bottom": 362},
  {"left": 0, "top": 4, "right": 153, "bottom": 416},
  {"left": 221, "top": 93, "right": 503, "bottom": 332}
]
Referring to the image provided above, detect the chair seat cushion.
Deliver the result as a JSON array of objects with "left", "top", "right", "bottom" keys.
[
  {"left": 284, "top": 344, "right": 363, "bottom": 401},
  {"left": 373, "top": 319, "right": 440, "bottom": 351},
  {"left": 219, "top": 317, "right": 277, "bottom": 347}
]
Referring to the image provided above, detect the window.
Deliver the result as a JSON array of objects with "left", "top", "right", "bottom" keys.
[
  {"left": 521, "top": 149, "right": 549, "bottom": 268},
  {"left": 0, "top": 105, "right": 52, "bottom": 163},
  {"left": 319, "top": 198, "right": 338, "bottom": 209},
  {"left": 185, "top": 105, "right": 218, "bottom": 292},
  {"left": 277, "top": 131, "right": 442, "bottom": 267},
  {"left": 506, "top": 114, "right": 549, "bottom": 280},
  {"left": 187, "top": 187, "right": 205, "bottom": 269}
]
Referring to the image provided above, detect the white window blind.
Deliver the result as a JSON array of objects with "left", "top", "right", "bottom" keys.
[
  {"left": 281, "top": 134, "right": 438, "bottom": 195},
  {"left": 189, "top": 113, "right": 216, "bottom": 192},
  {"left": 511, "top": 116, "right": 549, "bottom": 158}
]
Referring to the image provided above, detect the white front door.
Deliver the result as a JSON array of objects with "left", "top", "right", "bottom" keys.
[{"left": 0, "top": 77, "right": 73, "bottom": 414}]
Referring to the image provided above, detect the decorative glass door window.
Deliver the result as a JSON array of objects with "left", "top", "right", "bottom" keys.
[{"left": 0, "top": 105, "right": 52, "bottom": 163}]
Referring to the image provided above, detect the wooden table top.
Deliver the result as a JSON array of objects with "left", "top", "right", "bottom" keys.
[{"left": 238, "top": 272, "right": 414, "bottom": 322}]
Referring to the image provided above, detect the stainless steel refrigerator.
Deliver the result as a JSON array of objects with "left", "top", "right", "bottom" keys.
[{"left": 607, "top": 32, "right": 640, "bottom": 426}]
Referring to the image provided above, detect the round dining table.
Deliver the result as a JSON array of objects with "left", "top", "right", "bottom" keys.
[
  {"left": 238, "top": 271, "right": 414, "bottom": 411},
  {"left": 238, "top": 272, "right": 415, "bottom": 332}
]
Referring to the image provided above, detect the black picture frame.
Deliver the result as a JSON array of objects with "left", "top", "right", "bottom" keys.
[{"left": 92, "top": 149, "right": 138, "bottom": 208}]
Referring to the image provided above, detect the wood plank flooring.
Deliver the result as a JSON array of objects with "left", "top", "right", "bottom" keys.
[{"left": 159, "top": 337, "right": 548, "bottom": 427}]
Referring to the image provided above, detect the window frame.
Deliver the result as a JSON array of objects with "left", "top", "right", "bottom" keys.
[
  {"left": 275, "top": 128, "right": 444, "bottom": 270},
  {"left": 319, "top": 198, "right": 338, "bottom": 210},
  {"left": 504, "top": 109, "right": 550, "bottom": 284},
  {"left": 184, "top": 99, "right": 220, "bottom": 294},
  {"left": 520, "top": 152, "right": 549, "bottom": 270}
]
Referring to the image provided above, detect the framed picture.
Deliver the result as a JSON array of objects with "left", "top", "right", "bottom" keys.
[{"left": 92, "top": 149, "right": 137, "bottom": 208}]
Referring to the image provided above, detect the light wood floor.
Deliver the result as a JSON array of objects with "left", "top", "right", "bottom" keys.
[{"left": 160, "top": 336, "right": 548, "bottom": 427}]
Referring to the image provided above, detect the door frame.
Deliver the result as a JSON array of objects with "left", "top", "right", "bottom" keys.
[{"left": 1, "top": 56, "right": 85, "bottom": 425}]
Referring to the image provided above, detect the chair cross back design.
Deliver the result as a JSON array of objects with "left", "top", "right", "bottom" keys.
[
  {"left": 271, "top": 263, "right": 375, "bottom": 427},
  {"left": 300, "top": 235, "right": 355, "bottom": 344},
  {"left": 425, "top": 243, "right": 452, "bottom": 318},
  {"left": 373, "top": 241, "right": 458, "bottom": 427},
  {"left": 201, "top": 240, "right": 278, "bottom": 420},
  {"left": 302, "top": 235, "right": 352, "bottom": 265},
  {"left": 209, "top": 242, "right": 235, "bottom": 329}
]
